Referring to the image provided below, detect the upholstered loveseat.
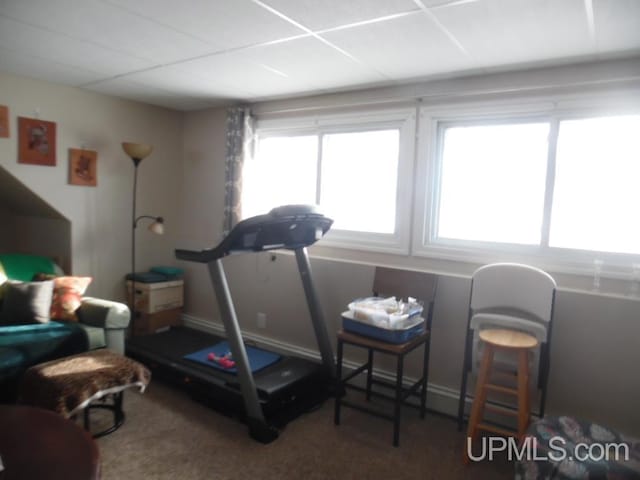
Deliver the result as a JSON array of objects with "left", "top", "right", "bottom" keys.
[{"left": 0, "top": 254, "right": 130, "bottom": 397}]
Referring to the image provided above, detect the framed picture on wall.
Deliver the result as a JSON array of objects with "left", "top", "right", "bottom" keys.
[
  {"left": 0, "top": 105, "right": 9, "bottom": 138},
  {"left": 69, "top": 148, "right": 97, "bottom": 186},
  {"left": 18, "top": 116, "right": 57, "bottom": 166}
]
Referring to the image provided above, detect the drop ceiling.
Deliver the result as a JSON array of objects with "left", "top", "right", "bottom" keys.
[{"left": 0, "top": 0, "right": 638, "bottom": 111}]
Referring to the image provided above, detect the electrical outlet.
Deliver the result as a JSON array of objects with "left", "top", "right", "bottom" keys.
[{"left": 257, "top": 312, "right": 267, "bottom": 329}]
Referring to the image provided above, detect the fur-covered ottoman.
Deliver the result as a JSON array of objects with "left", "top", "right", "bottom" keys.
[{"left": 18, "top": 349, "right": 151, "bottom": 437}]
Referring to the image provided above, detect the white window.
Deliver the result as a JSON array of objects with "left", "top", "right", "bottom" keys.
[
  {"left": 418, "top": 105, "right": 640, "bottom": 271},
  {"left": 242, "top": 135, "right": 318, "bottom": 219},
  {"left": 242, "top": 109, "right": 415, "bottom": 253},
  {"left": 436, "top": 122, "right": 550, "bottom": 246},
  {"left": 320, "top": 129, "right": 399, "bottom": 234},
  {"left": 549, "top": 115, "right": 640, "bottom": 256}
]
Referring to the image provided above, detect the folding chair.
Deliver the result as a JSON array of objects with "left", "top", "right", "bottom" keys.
[{"left": 456, "top": 263, "right": 556, "bottom": 431}]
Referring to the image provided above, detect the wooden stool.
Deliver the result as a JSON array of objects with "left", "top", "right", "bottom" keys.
[
  {"left": 334, "top": 328, "right": 431, "bottom": 447},
  {"left": 464, "top": 328, "right": 538, "bottom": 463}
]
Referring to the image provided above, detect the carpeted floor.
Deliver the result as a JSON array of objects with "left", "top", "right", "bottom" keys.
[{"left": 95, "top": 382, "right": 514, "bottom": 479}]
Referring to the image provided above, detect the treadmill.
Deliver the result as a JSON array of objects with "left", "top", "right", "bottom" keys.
[{"left": 126, "top": 205, "right": 335, "bottom": 443}]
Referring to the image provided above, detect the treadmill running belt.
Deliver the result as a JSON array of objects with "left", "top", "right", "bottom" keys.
[{"left": 184, "top": 341, "right": 282, "bottom": 374}]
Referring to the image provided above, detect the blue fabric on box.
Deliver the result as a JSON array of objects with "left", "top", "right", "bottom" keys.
[
  {"left": 183, "top": 341, "right": 281, "bottom": 374},
  {"left": 150, "top": 266, "right": 184, "bottom": 278},
  {"left": 125, "top": 272, "right": 167, "bottom": 283}
]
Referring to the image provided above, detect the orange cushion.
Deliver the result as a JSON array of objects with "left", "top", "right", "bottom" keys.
[{"left": 50, "top": 276, "right": 92, "bottom": 321}]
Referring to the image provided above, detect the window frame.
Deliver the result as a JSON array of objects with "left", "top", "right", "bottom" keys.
[
  {"left": 413, "top": 96, "right": 640, "bottom": 275},
  {"left": 248, "top": 107, "right": 417, "bottom": 254}
]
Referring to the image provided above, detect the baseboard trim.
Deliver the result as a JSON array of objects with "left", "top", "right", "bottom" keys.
[{"left": 182, "top": 313, "right": 464, "bottom": 418}]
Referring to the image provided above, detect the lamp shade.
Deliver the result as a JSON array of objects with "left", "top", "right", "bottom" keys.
[
  {"left": 148, "top": 218, "right": 164, "bottom": 235},
  {"left": 122, "top": 142, "right": 153, "bottom": 161}
]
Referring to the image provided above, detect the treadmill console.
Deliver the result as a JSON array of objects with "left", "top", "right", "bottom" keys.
[{"left": 176, "top": 204, "right": 333, "bottom": 263}]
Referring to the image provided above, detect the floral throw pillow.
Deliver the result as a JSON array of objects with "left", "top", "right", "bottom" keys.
[{"left": 34, "top": 274, "right": 92, "bottom": 321}]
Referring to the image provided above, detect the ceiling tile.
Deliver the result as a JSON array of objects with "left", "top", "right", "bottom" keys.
[
  {"left": 0, "top": 46, "right": 103, "bottom": 86},
  {"left": 322, "top": 13, "right": 473, "bottom": 80},
  {"left": 0, "top": 17, "right": 154, "bottom": 77},
  {"left": 432, "top": 0, "right": 595, "bottom": 66},
  {"left": 103, "top": 0, "right": 307, "bottom": 50},
  {"left": 259, "top": 0, "right": 419, "bottom": 31},
  {"left": 84, "top": 77, "right": 223, "bottom": 110},
  {"left": 0, "top": 0, "right": 213, "bottom": 63},
  {"left": 592, "top": 0, "right": 640, "bottom": 53},
  {"left": 235, "top": 36, "right": 388, "bottom": 91},
  {"left": 172, "top": 50, "right": 317, "bottom": 99},
  {"left": 123, "top": 65, "right": 256, "bottom": 99},
  {"left": 418, "top": 0, "right": 480, "bottom": 7},
  {"left": 1, "top": 0, "right": 638, "bottom": 110}
]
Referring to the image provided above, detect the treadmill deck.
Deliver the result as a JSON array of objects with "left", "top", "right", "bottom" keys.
[{"left": 126, "top": 326, "right": 330, "bottom": 406}]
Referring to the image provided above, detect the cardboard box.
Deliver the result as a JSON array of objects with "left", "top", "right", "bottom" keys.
[
  {"left": 133, "top": 307, "right": 182, "bottom": 335},
  {"left": 126, "top": 279, "right": 183, "bottom": 314}
]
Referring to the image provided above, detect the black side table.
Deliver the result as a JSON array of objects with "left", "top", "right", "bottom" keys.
[{"left": 334, "top": 328, "right": 432, "bottom": 447}]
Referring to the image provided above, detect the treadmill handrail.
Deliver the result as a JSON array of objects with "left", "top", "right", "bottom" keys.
[{"left": 176, "top": 205, "right": 333, "bottom": 263}]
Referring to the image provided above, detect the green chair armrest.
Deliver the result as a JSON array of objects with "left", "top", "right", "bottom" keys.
[{"left": 78, "top": 297, "right": 130, "bottom": 330}]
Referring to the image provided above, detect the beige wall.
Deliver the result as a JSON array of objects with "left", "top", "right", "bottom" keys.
[
  {"left": 179, "top": 59, "right": 640, "bottom": 437},
  {"left": 179, "top": 108, "right": 227, "bottom": 319},
  {"left": 0, "top": 207, "right": 17, "bottom": 252},
  {"left": 0, "top": 72, "right": 184, "bottom": 301},
  {"left": 12, "top": 215, "right": 71, "bottom": 273}
]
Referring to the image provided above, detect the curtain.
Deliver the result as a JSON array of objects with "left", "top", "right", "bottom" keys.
[{"left": 223, "top": 106, "right": 254, "bottom": 236}]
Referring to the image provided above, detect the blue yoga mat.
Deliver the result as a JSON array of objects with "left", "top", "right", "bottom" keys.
[{"left": 183, "top": 341, "right": 281, "bottom": 374}]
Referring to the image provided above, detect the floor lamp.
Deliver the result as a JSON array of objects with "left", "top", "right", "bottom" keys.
[{"left": 123, "top": 142, "right": 164, "bottom": 333}]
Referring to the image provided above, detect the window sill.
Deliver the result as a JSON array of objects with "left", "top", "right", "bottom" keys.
[{"left": 295, "top": 244, "right": 640, "bottom": 299}]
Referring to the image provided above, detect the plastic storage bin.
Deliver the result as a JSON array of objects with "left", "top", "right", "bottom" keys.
[
  {"left": 347, "top": 297, "right": 423, "bottom": 328},
  {"left": 342, "top": 311, "right": 425, "bottom": 344}
]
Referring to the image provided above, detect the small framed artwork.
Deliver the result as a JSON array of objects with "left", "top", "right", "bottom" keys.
[
  {"left": 18, "top": 116, "right": 57, "bottom": 166},
  {"left": 0, "top": 105, "right": 9, "bottom": 138},
  {"left": 69, "top": 148, "right": 97, "bottom": 186}
]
